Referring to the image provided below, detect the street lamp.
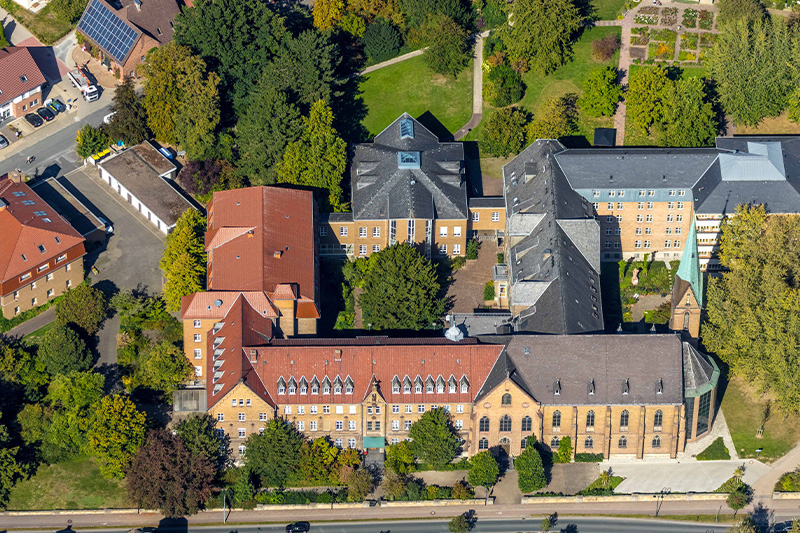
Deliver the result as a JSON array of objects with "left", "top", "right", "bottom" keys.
[
  {"left": 220, "top": 488, "right": 232, "bottom": 524},
  {"left": 653, "top": 487, "right": 670, "bottom": 517},
  {"left": 756, "top": 448, "right": 763, "bottom": 459}
]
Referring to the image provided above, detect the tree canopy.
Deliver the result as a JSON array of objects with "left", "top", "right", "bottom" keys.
[
  {"left": 422, "top": 14, "right": 472, "bottom": 78},
  {"left": 126, "top": 429, "right": 215, "bottom": 518},
  {"left": 55, "top": 283, "right": 108, "bottom": 337},
  {"left": 399, "top": 0, "right": 474, "bottom": 30},
  {"left": 703, "top": 206, "right": 800, "bottom": 412},
  {"left": 358, "top": 243, "right": 445, "bottom": 330},
  {"left": 175, "top": 414, "right": 229, "bottom": 470},
  {"left": 468, "top": 450, "right": 500, "bottom": 490},
  {"left": 580, "top": 67, "right": 622, "bottom": 117},
  {"left": 516, "top": 437, "right": 546, "bottom": 492},
  {"left": 501, "top": 0, "right": 583, "bottom": 74},
  {"left": 87, "top": 394, "right": 147, "bottom": 478},
  {"left": 37, "top": 324, "right": 91, "bottom": 376},
  {"left": 75, "top": 124, "right": 110, "bottom": 159},
  {"left": 105, "top": 77, "right": 151, "bottom": 145},
  {"left": 243, "top": 418, "right": 304, "bottom": 488},
  {"left": 385, "top": 440, "right": 416, "bottom": 473},
  {"left": 656, "top": 77, "right": 718, "bottom": 147},
  {"left": 625, "top": 65, "right": 671, "bottom": 133},
  {"left": 483, "top": 107, "right": 528, "bottom": 157},
  {"left": 716, "top": 0, "right": 767, "bottom": 27},
  {"left": 408, "top": 407, "right": 459, "bottom": 468},
  {"left": 527, "top": 94, "right": 579, "bottom": 142},
  {"left": 160, "top": 209, "right": 207, "bottom": 312}
]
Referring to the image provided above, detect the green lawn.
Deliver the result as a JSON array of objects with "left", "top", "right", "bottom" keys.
[
  {"left": 468, "top": 26, "right": 621, "bottom": 148},
  {"left": 696, "top": 437, "right": 731, "bottom": 461},
  {"left": 592, "top": 0, "right": 627, "bottom": 20},
  {"left": 720, "top": 377, "right": 800, "bottom": 463},
  {"left": 359, "top": 54, "right": 474, "bottom": 137},
  {"left": 7, "top": 458, "right": 131, "bottom": 510},
  {"left": 21, "top": 321, "right": 56, "bottom": 347},
  {"left": 0, "top": 0, "right": 75, "bottom": 45},
  {"left": 578, "top": 475, "right": 624, "bottom": 495}
]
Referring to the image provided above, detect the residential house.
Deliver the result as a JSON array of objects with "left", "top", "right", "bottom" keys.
[
  {"left": 0, "top": 47, "right": 47, "bottom": 120},
  {"left": 97, "top": 141, "right": 192, "bottom": 234},
  {"left": 0, "top": 176, "right": 86, "bottom": 319},
  {"left": 76, "top": 0, "right": 179, "bottom": 79}
]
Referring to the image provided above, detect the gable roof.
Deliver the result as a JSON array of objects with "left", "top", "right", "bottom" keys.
[
  {"left": 504, "top": 334, "right": 684, "bottom": 406},
  {"left": 503, "top": 140, "right": 604, "bottom": 334},
  {"left": 674, "top": 221, "right": 703, "bottom": 305},
  {"left": 0, "top": 177, "right": 85, "bottom": 285},
  {"left": 351, "top": 113, "right": 467, "bottom": 221},
  {"left": 0, "top": 48, "right": 47, "bottom": 106},
  {"left": 206, "top": 187, "right": 318, "bottom": 312},
  {"left": 683, "top": 341, "right": 719, "bottom": 398}
]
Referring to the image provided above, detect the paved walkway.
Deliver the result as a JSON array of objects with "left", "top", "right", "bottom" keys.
[
  {"left": 608, "top": 459, "right": 770, "bottom": 494},
  {"left": 4, "top": 307, "right": 55, "bottom": 339},
  {"left": 752, "top": 440, "right": 800, "bottom": 497},
  {"left": 358, "top": 48, "right": 427, "bottom": 76},
  {"left": 680, "top": 408, "right": 739, "bottom": 461},
  {"left": 454, "top": 30, "right": 489, "bottom": 141}
]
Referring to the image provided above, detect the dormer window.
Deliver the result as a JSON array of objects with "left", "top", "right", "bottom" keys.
[
  {"left": 344, "top": 376, "right": 353, "bottom": 394},
  {"left": 400, "top": 118, "right": 414, "bottom": 139},
  {"left": 460, "top": 376, "right": 469, "bottom": 393},
  {"left": 398, "top": 151, "right": 421, "bottom": 169},
  {"left": 333, "top": 376, "right": 342, "bottom": 394},
  {"left": 288, "top": 377, "right": 297, "bottom": 394},
  {"left": 300, "top": 377, "right": 308, "bottom": 394},
  {"left": 414, "top": 376, "right": 423, "bottom": 394},
  {"left": 436, "top": 375, "right": 445, "bottom": 393},
  {"left": 449, "top": 375, "right": 457, "bottom": 393},
  {"left": 554, "top": 379, "right": 561, "bottom": 396},
  {"left": 589, "top": 379, "right": 595, "bottom": 395},
  {"left": 656, "top": 378, "right": 663, "bottom": 395},
  {"left": 425, "top": 376, "right": 434, "bottom": 393},
  {"left": 623, "top": 378, "right": 630, "bottom": 395},
  {"left": 403, "top": 376, "right": 411, "bottom": 393},
  {"left": 322, "top": 376, "right": 331, "bottom": 394},
  {"left": 392, "top": 376, "right": 401, "bottom": 394},
  {"left": 311, "top": 377, "right": 320, "bottom": 394},
  {"left": 277, "top": 377, "right": 286, "bottom": 395}
]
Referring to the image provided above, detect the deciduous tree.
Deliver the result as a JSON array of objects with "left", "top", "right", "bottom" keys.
[
  {"left": 385, "top": 440, "right": 416, "bottom": 473},
  {"left": 363, "top": 18, "right": 402, "bottom": 62},
  {"left": 527, "top": 94, "right": 579, "bottom": 141},
  {"left": 175, "top": 414, "right": 229, "bottom": 470},
  {"left": 126, "top": 429, "right": 215, "bottom": 518},
  {"left": 580, "top": 67, "right": 622, "bottom": 117},
  {"left": 244, "top": 418, "right": 304, "bottom": 488},
  {"left": 625, "top": 65, "right": 671, "bottom": 133},
  {"left": 344, "top": 468, "right": 374, "bottom": 501},
  {"left": 314, "top": 0, "right": 345, "bottom": 30},
  {"left": 160, "top": 209, "right": 207, "bottom": 312},
  {"left": 0, "top": 413, "right": 22, "bottom": 510},
  {"left": 105, "top": 77, "right": 151, "bottom": 145},
  {"left": 358, "top": 243, "right": 445, "bottom": 330},
  {"left": 717, "top": 0, "right": 767, "bottom": 27},
  {"left": 55, "top": 283, "right": 108, "bottom": 337},
  {"left": 408, "top": 408, "right": 459, "bottom": 468},
  {"left": 501, "top": 0, "right": 583, "bottom": 74},
  {"left": 656, "top": 77, "right": 718, "bottom": 147},
  {"left": 298, "top": 437, "right": 341, "bottom": 484},
  {"left": 37, "top": 324, "right": 91, "bottom": 376},
  {"left": 141, "top": 341, "right": 193, "bottom": 400},
  {"left": 399, "top": 0, "right": 474, "bottom": 30},
  {"left": 75, "top": 124, "right": 110, "bottom": 159},
  {"left": 276, "top": 100, "right": 348, "bottom": 212},
  {"left": 87, "top": 394, "right": 147, "bottom": 478},
  {"left": 484, "top": 63, "right": 525, "bottom": 107},
  {"left": 516, "top": 437, "right": 546, "bottom": 492},
  {"left": 483, "top": 107, "right": 528, "bottom": 157},
  {"left": 468, "top": 451, "right": 499, "bottom": 491},
  {"left": 423, "top": 14, "right": 472, "bottom": 78}
]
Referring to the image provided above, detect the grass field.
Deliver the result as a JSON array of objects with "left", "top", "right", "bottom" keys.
[
  {"left": 736, "top": 111, "right": 800, "bottom": 135},
  {"left": 0, "top": 0, "right": 74, "bottom": 45},
  {"left": 7, "top": 458, "right": 131, "bottom": 510},
  {"left": 21, "top": 321, "right": 56, "bottom": 347},
  {"left": 359, "top": 54, "right": 474, "bottom": 137},
  {"left": 593, "top": 0, "right": 628, "bottom": 20},
  {"left": 720, "top": 377, "right": 800, "bottom": 462}
]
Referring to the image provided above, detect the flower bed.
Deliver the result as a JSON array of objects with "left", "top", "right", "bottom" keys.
[
  {"left": 660, "top": 7, "right": 677, "bottom": 25},
  {"left": 649, "top": 28, "right": 677, "bottom": 42},
  {"left": 638, "top": 5, "right": 659, "bottom": 14},
  {"left": 681, "top": 32, "right": 699, "bottom": 50},
  {"left": 631, "top": 26, "right": 649, "bottom": 45},
  {"left": 698, "top": 10, "right": 714, "bottom": 30},
  {"left": 682, "top": 8, "right": 698, "bottom": 27},
  {"left": 635, "top": 13, "right": 658, "bottom": 24},
  {"left": 699, "top": 31, "right": 716, "bottom": 46},
  {"left": 649, "top": 41, "right": 675, "bottom": 60}
]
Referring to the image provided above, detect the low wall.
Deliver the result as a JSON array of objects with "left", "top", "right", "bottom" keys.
[
  {"left": 522, "top": 493, "right": 728, "bottom": 504},
  {"left": 255, "top": 502, "right": 369, "bottom": 511},
  {"left": 772, "top": 492, "right": 800, "bottom": 500},
  {"left": 382, "top": 498, "right": 491, "bottom": 507}
]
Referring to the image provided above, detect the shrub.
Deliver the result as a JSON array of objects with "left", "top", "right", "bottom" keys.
[
  {"left": 363, "top": 18, "right": 401, "bottom": 63},
  {"left": 483, "top": 281, "right": 495, "bottom": 301},
  {"left": 776, "top": 469, "right": 800, "bottom": 492},
  {"left": 482, "top": 106, "right": 529, "bottom": 157},
  {"left": 575, "top": 453, "right": 604, "bottom": 463},
  {"left": 697, "top": 437, "right": 731, "bottom": 461},
  {"left": 497, "top": 253, "right": 504, "bottom": 264},
  {"left": 591, "top": 34, "right": 620, "bottom": 62},
  {"left": 579, "top": 66, "right": 622, "bottom": 117},
  {"left": 466, "top": 238, "right": 480, "bottom": 259},
  {"left": 517, "top": 437, "right": 546, "bottom": 492},
  {"left": 476, "top": 0, "right": 507, "bottom": 28},
  {"left": 484, "top": 63, "right": 525, "bottom": 107},
  {"left": 555, "top": 436, "right": 572, "bottom": 463},
  {"left": 452, "top": 480, "right": 474, "bottom": 499}
]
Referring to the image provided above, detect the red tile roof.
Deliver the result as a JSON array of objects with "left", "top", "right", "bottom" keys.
[
  {"left": 207, "top": 187, "right": 318, "bottom": 308},
  {"left": 223, "top": 341, "right": 504, "bottom": 409},
  {"left": 181, "top": 290, "right": 279, "bottom": 319},
  {"left": 0, "top": 177, "right": 85, "bottom": 285},
  {"left": 0, "top": 48, "right": 47, "bottom": 107}
]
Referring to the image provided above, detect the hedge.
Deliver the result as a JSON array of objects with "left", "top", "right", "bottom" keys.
[{"left": 574, "top": 453, "right": 604, "bottom": 463}]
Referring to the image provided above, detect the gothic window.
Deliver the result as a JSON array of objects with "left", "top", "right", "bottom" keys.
[
  {"left": 521, "top": 416, "right": 532, "bottom": 432},
  {"left": 479, "top": 416, "right": 490, "bottom": 432},
  {"left": 652, "top": 435, "right": 661, "bottom": 448},
  {"left": 620, "top": 410, "right": 629, "bottom": 429},
  {"left": 552, "top": 410, "right": 561, "bottom": 430},
  {"left": 478, "top": 437, "right": 488, "bottom": 450},
  {"left": 619, "top": 435, "right": 627, "bottom": 448},
  {"left": 585, "top": 436, "right": 593, "bottom": 448},
  {"left": 501, "top": 393, "right": 512, "bottom": 405},
  {"left": 586, "top": 410, "right": 595, "bottom": 428},
  {"left": 654, "top": 409, "right": 663, "bottom": 429},
  {"left": 499, "top": 415, "right": 511, "bottom": 432}
]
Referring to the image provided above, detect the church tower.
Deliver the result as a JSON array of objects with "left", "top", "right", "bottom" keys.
[{"left": 670, "top": 222, "right": 703, "bottom": 338}]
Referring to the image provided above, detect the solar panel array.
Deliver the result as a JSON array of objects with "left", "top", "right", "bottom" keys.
[{"left": 77, "top": 0, "right": 139, "bottom": 64}]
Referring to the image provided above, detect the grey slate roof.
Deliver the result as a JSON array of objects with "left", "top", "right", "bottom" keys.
[
  {"left": 683, "top": 342, "right": 719, "bottom": 398},
  {"left": 468, "top": 197, "right": 506, "bottom": 208},
  {"left": 504, "top": 334, "right": 684, "bottom": 406},
  {"left": 351, "top": 113, "right": 467, "bottom": 221},
  {"left": 503, "top": 140, "right": 604, "bottom": 335},
  {"left": 554, "top": 148, "right": 721, "bottom": 190},
  {"left": 693, "top": 137, "right": 800, "bottom": 215},
  {"left": 450, "top": 312, "right": 514, "bottom": 337}
]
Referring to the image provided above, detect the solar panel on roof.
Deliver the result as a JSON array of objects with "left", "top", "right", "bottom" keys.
[{"left": 77, "top": 0, "right": 139, "bottom": 64}]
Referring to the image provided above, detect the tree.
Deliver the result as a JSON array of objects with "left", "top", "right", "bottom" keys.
[
  {"left": 399, "top": 0, "right": 474, "bottom": 30},
  {"left": 314, "top": 0, "right": 345, "bottom": 30},
  {"left": 37, "top": 324, "right": 91, "bottom": 376},
  {"left": 580, "top": 67, "right": 622, "bottom": 117},
  {"left": 276, "top": 100, "right": 348, "bottom": 212},
  {"left": 468, "top": 451, "right": 500, "bottom": 492},
  {"left": 501, "top": 0, "right": 583, "bottom": 74},
  {"left": 385, "top": 440, "right": 416, "bottom": 473},
  {"left": 789, "top": 88, "right": 800, "bottom": 124},
  {"left": 173, "top": 0, "right": 286, "bottom": 115},
  {"left": 727, "top": 486, "right": 750, "bottom": 516},
  {"left": 483, "top": 107, "right": 528, "bottom": 157},
  {"left": 449, "top": 513, "right": 470, "bottom": 533},
  {"left": 591, "top": 34, "right": 620, "bottom": 61},
  {"left": 423, "top": 15, "right": 472, "bottom": 78},
  {"left": 382, "top": 470, "right": 409, "bottom": 499},
  {"left": 232, "top": 467, "right": 256, "bottom": 503},
  {"left": 358, "top": 243, "right": 445, "bottom": 330},
  {"left": 408, "top": 407, "right": 459, "bottom": 468},
  {"left": 141, "top": 341, "right": 193, "bottom": 400},
  {"left": 625, "top": 65, "right": 671, "bottom": 133},
  {"left": 0, "top": 412, "right": 23, "bottom": 510},
  {"left": 0, "top": 341, "right": 49, "bottom": 401},
  {"left": 729, "top": 517, "right": 757, "bottom": 533},
  {"left": 348, "top": 0, "right": 404, "bottom": 25},
  {"left": 105, "top": 77, "right": 151, "bottom": 145},
  {"left": 484, "top": 63, "right": 525, "bottom": 107},
  {"left": 556, "top": 435, "right": 572, "bottom": 463},
  {"left": 177, "top": 159, "right": 241, "bottom": 201},
  {"left": 0, "top": 22, "right": 9, "bottom": 49},
  {"left": 706, "top": 18, "right": 798, "bottom": 127},
  {"left": 516, "top": 437, "right": 546, "bottom": 492},
  {"left": 160, "top": 209, "right": 207, "bottom": 312},
  {"left": 87, "top": 394, "right": 147, "bottom": 478},
  {"left": 527, "top": 94, "right": 579, "bottom": 141},
  {"left": 139, "top": 43, "right": 220, "bottom": 156},
  {"left": 126, "top": 429, "right": 215, "bottom": 518},
  {"left": 243, "top": 418, "right": 304, "bottom": 488},
  {"left": 75, "top": 124, "right": 110, "bottom": 159},
  {"left": 363, "top": 18, "right": 402, "bottom": 62},
  {"left": 55, "top": 283, "right": 108, "bottom": 336},
  {"left": 717, "top": 0, "right": 767, "bottom": 27},
  {"left": 176, "top": 414, "right": 228, "bottom": 470},
  {"left": 344, "top": 468, "right": 374, "bottom": 501},
  {"left": 703, "top": 206, "right": 800, "bottom": 412},
  {"left": 298, "top": 437, "right": 341, "bottom": 484},
  {"left": 656, "top": 77, "right": 718, "bottom": 147}
]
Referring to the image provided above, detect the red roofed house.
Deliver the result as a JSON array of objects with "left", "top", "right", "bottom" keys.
[
  {"left": 0, "top": 47, "right": 47, "bottom": 120},
  {"left": 180, "top": 186, "right": 320, "bottom": 384},
  {"left": 0, "top": 176, "right": 86, "bottom": 319}
]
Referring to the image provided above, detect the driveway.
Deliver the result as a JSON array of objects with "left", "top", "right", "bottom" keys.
[{"left": 607, "top": 459, "right": 770, "bottom": 494}]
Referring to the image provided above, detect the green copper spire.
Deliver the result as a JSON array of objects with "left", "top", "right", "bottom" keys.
[{"left": 676, "top": 221, "right": 703, "bottom": 305}]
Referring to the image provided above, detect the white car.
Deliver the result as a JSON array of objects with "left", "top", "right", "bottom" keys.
[{"left": 103, "top": 111, "right": 116, "bottom": 125}]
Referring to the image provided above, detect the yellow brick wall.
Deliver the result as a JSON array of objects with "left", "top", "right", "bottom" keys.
[
  {"left": 183, "top": 318, "right": 217, "bottom": 381},
  {"left": 1, "top": 259, "right": 82, "bottom": 319},
  {"left": 432, "top": 219, "right": 468, "bottom": 257},
  {"left": 469, "top": 208, "right": 505, "bottom": 232},
  {"left": 208, "top": 383, "right": 275, "bottom": 459},
  {"left": 470, "top": 378, "right": 539, "bottom": 457}
]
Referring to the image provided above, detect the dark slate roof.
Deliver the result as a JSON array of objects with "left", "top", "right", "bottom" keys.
[
  {"left": 555, "top": 148, "right": 721, "bottom": 190},
  {"left": 320, "top": 212, "right": 354, "bottom": 223},
  {"left": 505, "top": 334, "right": 684, "bottom": 405},
  {"left": 594, "top": 128, "right": 616, "bottom": 147},
  {"left": 693, "top": 137, "right": 800, "bottom": 215},
  {"left": 503, "top": 141, "right": 603, "bottom": 335},
  {"left": 450, "top": 312, "right": 514, "bottom": 337},
  {"left": 468, "top": 197, "right": 505, "bottom": 208},
  {"left": 683, "top": 342, "right": 719, "bottom": 398},
  {"left": 351, "top": 113, "right": 467, "bottom": 221},
  {"left": 474, "top": 346, "right": 514, "bottom": 402}
]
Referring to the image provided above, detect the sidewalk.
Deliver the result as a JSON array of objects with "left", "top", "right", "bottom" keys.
[{"left": 3, "top": 307, "right": 55, "bottom": 339}]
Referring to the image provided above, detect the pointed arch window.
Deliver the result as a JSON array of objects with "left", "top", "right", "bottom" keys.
[
  {"left": 654, "top": 409, "right": 663, "bottom": 430},
  {"left": 619, "top": 435, "right": 627, "bottom": 449},
  {"left": 552, "top": 410, "right": 561, "bottom": 430},
  {"left": 551, "top": 436, "right": 560, "bottom": 448},
  {"left": 478, "top": 437, "right": 489, "bottom": 450},
  {"left": 392, "top": 376, "right": 401, "bottom": 394},
  {"left": 499, "top": 414, "right": 512, "bottom": 432},
  {"left": 521, "top": 416, "right": 532, "bottom": 432},
  {"left": 585, "top": 436, "right": 594, "bottom": 448},
  {"left": 620, "top": 410, "right": 629, "bottom": 429},
  {"left": 652, "top": 435, "right": 661, "bottom": 448},
  {"left": 586, "top": 410, "right": 595, "bottom": 429},
  {"left": 501, "top": 393, "right": 512, "bottom": 405},
  {"left": 479, "top": 416, "right": 489, "bottom": 432},
  {"left": 449, "top": 375, "right": 457, "bottom": 393}
]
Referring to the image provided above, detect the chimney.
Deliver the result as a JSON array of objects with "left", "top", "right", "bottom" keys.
[
  {"left": 273, "top": 250, "right": 282, "bottom": 259},
  {"left": 249, "top": 349, "right": 257, "bottom": 363},
  {"left": 134, "top": 0, "right": 141, "bottom": 10}
]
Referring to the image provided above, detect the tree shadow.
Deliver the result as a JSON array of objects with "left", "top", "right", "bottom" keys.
[{"left": 334, "top": 76, "right": 369, "bottom": 144}]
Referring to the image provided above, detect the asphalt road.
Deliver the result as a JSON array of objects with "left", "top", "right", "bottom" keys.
[
  {"left": 0, "top": 102, "right": 110, "bottom": 179},
  {"left": 13, "top": 517, "right": 731, "bottom": 533}
]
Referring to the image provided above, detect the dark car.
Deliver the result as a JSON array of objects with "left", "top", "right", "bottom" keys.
[
  {"left": 286, "top": 522, "right": 310, "bottom": 533},
  {"left": 50, "top": 98, "right": 66, "bottom": 113},
  {"left": 0, "top": 134, "right": 7, "bottom": 149},
  {"left": 24, "top": 113, "right": 43, "bottom": 127},
  {"left": 37, "top": 106, "right": 55, "bottom": 122},
  {"left": 775, "top": 522, "right": 794, "bottom": 533}
]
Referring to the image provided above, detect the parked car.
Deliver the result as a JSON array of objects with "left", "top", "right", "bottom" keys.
[
  {"left": 37, "top": 107, "right": 55, "bottom": 122},
  {"left": 24, "top": 113, "right": 43, "bottom": 127},
  {"left": 775, "top": 522, "right": 794, "bottom": 533},
  {"left": 286, "top": 522, "right": 310, "bottom": 533},
  {"left": 0, "top": 135, "right": 7, "bottom": 149}
]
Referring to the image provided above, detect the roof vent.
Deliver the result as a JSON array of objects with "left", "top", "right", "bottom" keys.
[
  {"left": 523, "top": 346, "right": 530, "bottom": 355},
  {"left": 134, "top": 0, "right": 141, "bottom": 10},
  {"left": 554, "top": 379, "right": 561, "bottom": 395},
  {"left": 274, "top": 250, "right": 283, "bottom": 258},
  {"left": 20, "top": 75, "right": 28, "bottom": 83},
  {"left": 213, "top": 299, "right": 223, "bottom": 307}
]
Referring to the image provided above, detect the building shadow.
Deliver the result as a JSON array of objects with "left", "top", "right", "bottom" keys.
[
  {"left": 463, "top": 141, "right": 483, "bottom": 197},
  {"left": 416, "top": 111, "right": 452, "bottom": 142}
]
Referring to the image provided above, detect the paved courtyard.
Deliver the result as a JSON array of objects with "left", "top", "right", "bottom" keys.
[
  {"left": 607, "top": 459, "right": 770, "bottom": 494},
  {"left": 448, "top": 240, "right": 502, "bottom": 314}
]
